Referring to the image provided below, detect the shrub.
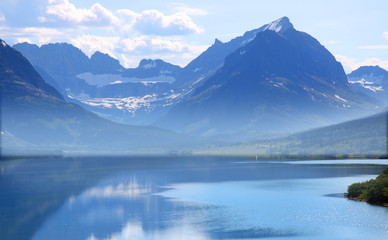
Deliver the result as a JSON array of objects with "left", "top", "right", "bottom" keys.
[{"left": 347, "top": 167, "right": 388, "bottom": 204}]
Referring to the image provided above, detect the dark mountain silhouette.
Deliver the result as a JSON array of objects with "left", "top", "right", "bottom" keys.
[{"left": 157, "top": 17, "right": 380, "bottom": 136}]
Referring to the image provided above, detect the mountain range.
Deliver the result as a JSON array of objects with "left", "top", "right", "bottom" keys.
[
  {"left": 13, "top": 43, "right": 188, "bottom": 125},
  {"left": 13, "top": 17, "right": 383, "bottom": 136},
  {"left": 0, "top": 39, "right": 190, "bottom": 155},
  {"left": 2, "top": 17, "right": 386, "bottom": 155},
  {"left": 12, "top": 18, "right": 320, "bottom": 126},
  {"left": 157, "top": 17, "right": 380, "bottom": 136}
]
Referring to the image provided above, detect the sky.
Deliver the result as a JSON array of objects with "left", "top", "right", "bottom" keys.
[{"left": 0, "top": 0, "right": 387, "bottom": 72}]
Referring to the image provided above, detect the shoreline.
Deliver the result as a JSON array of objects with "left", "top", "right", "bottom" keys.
[{"left": 344, "top": 193, "right": 388, "bottom": 207}]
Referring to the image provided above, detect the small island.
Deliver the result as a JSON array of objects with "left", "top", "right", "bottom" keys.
[{"left": 345, "top": 167, "right": 388, "bottom": 206}]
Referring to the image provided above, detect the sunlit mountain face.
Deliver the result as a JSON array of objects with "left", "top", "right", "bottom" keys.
[{"left": 156, "top": 17, "right": 381, "bottom": 137}]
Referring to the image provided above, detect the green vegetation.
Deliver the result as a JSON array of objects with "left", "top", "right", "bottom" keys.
[
  {"left": 195, "top": 111, "right": 387, "bottom": 158},
  {"left": 346, "top": 167, "right": 388, "bottom": 206}
]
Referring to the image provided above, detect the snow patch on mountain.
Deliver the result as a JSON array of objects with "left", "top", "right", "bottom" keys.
[
  {"left": 75, "top": 88, "right": 191, "bottom": 114},
  {"left": 239, "top": 17, "right": 294, "bottom": 47},
  {"left": 141, "top": 81, "right": 159, "bottom": 86},
  {"left": 365, "top": 85, "right": 383, "bottom": 92},
  {"left": 110, "top": 81, "right": 123, "bottom": 85},
  {"left": 80, "top": 95, "right": 158, "bottom": 113},
  {"left": 66, "top": 91, "right": 91, "bottom": 100},
  {"left": 77, "top": 72, "right": 175, "bottom": 87},
  {"left": 349, "top": 78, "right": 373, "bottom": 85},
  {"left": 192, "top": 76, "right": 205, "bottom": 85},
  {"left": 334, "top": 95, "right": 348, "bottom": 102},
  {"left": 142, "top": 61, "right": 157, "bottom": 69},
  {"left": 348, "top": 77, "right": 384, "bottom": 93},
  {"left": 242, "top": 36, "right": 256, "bottom": 46},
  {"left": 264, "top": 16, "right": 293, "bottom": 33}
]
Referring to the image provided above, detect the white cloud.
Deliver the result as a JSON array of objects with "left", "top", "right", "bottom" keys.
[
  {"left": 45, "top": 0, "right": 119, "bottom": 27},
  {"left": 119, "top": 9, "right": 204, "bottom": 35},
  {"left": 114, "top": 38, "right": 206, "bottom": 68},
  {"left": 16, "top": 37, "right": 32, "bottom": 44},
  {"left": 358, "top": 45, "right": 388, "bottom": 50},
  {"left": 0, "top": 14, "right": 5, "bottom": 22},
  {"left": 383, "top": 32, "right": 388, "bottom": 40},
  {"left": 120, "top": 36, "right": 206, "bottom": 55},
  {"left": 119, "top": 54, "right": 139, "bottom": 68},
  {"left": 150, "top": 38, "right": 189, "bottom": 52},
  {"left": 357, "top": 31, "right": 388, "bottom": 50},
  {"left": 70, "top": 34, "right": 120, "bottom": 57},
  {"left": 172, "top": 4, "right": 209, "bottom": 16},
  {"left": 37, "top": 16, "right": 47, "bottom": 23},
  {"left": 121, "top": 36, "right": 148, "bottom": 52},
  {"left": 69, "top": 35, "right": 206, "bottom": 68},
  {"left": 42, "top": 1, "right": 204, "bottom": 35},
  {"left": 0, "top": 26, "right": 67, "bottom": 44},
  {"left": 335, "top": 55, "right": 388, "bottom": 73},
  {"left": 327, "top": 40, "right": 337, "bottom": 45},
  {"left": 1, "top": 1, "right": 207, "bottom": 68}
]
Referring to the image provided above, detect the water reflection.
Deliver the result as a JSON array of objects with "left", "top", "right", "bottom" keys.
[
  {"left": 1, "top": 156, "right": 388, "bottom": 240},
  {"left": 31, "top": 171, "right": 215, "bottom": 240},
  {"left": 85, "top": 179, "right": 151, "bottom": 199},
  {"left": 85, "top": 221, "right": 209, "bottom": 240}
]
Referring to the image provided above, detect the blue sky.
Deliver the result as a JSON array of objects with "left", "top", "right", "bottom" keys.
[{"left": 0, "top": 0, "right": 387, "bottom": 72}]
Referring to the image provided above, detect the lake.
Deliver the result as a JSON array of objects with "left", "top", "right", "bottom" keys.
[{"left": 1, "top": 156, "right": 387, "bottom": 240}]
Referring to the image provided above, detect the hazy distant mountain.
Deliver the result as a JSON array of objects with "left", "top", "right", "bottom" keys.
[
  {"left": 11, "top": 18, "right": 308, "bottom": 126},
  {"left": 348, "top": 66, "right": 388, "bottom": 104},
  {"left": 282, "top": 110, "right": 387, "bottom": 156},
  {"left": 11, "top": 17, "right": 382, "bottom": 130},
  {"left": 0, "top": 39, "right": 188, "bottom": 155},
  {"left": 157, "top": 17, "right": 380, "bottom": 136},
  {"left": 122, "top": 59, "right": 182, "bottom": 79},
  {"left": 12, "top": 42, "right": 90, "bottom": 85},
  {"left": 89, "top": 51, "right": 124, "bottom": 74},
  {"left": 199, "top": 110, "right": 387, "bottom": 156},
  {"left": 13, "top": 42, "right": 188, "bottom": 124}
]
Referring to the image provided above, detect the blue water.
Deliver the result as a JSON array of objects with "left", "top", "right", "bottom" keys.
[{"left": 1, "top": 157, "right": 387, "bottom": 240}]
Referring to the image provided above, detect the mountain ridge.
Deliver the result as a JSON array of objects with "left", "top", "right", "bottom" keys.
[
  {"left": 196, "top": 110, "right": 387, "bottom": 157},
  {"left": 11, "top": 17, "right": 314, "bottom": 126},
  {"left": 1, "top": 39, "right": 191, "bottom": 155},
  {"left": 156, "top": 18, "right": 380, "bottom": 136},
  {"left": 10, "top": 17, "right": 382, "bottom": 135},
  {"left": 347, "top": 65, "right": 388, "bottom": 104}
]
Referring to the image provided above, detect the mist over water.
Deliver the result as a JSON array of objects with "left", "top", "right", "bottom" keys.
[{"left": 1, "top": 156, "right": 387, "bottom": 240}]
